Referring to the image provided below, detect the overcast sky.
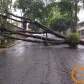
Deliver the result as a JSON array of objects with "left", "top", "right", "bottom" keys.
[{"left": 12, "top": 0, "right": 84, "bottom": 22}]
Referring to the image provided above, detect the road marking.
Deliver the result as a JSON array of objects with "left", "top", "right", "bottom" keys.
[{"left": 71, "top": 65, "right": 84, "bottom": 84}]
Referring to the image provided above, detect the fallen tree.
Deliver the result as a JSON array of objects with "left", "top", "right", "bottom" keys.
[
  {"left": 33, "top": 21, "right": 66, "bottom": 39},
  {"left": 6, "top": 23, "right": 46, "bottom": 34},
  {"left": 79, "top": 40, "right": 84, "bottom": 45},
  {"left": 1, "top": 13, "right": 84, "bottom": 48},
  {"left": 0, "top": 28, "right": 62, "bottom": 42},
  {"left": 0, "top": 13, "right": 66, "bottom": 39},
  {"left": 17, "top": 30, "right": 46, "bottom": 34},
  {"left": 1, "top": 34, "right": 66, "bottom": 45}
]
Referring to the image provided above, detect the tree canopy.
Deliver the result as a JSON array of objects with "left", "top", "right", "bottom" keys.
[
  {"left": 14, "top": 0, "right": 81, "bottom": 32},
  {"left": 0, "top": 0, "right": 12, "bottom": 14}
]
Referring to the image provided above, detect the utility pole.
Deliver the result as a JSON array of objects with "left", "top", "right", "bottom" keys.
[
  {"left": 83, "top": 0, "right": 84, "bottom": 8},
  {"left": 73, "top": 0, "right": 79, "bottom": 32}
]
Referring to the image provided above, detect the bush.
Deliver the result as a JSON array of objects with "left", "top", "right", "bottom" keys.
[{"left": 66, "top": 32, "right": 80, "bottom": 48}]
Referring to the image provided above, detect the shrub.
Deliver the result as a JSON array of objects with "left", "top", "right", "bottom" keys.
[{"left": 66, "top": 32, "right": 80, "bottom": 48}]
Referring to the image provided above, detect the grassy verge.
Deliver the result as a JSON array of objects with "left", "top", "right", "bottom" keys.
[{"left": 0, "top": 39, "right": 16, "bottom": 48}]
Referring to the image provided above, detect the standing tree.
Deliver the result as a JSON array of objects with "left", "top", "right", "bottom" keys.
[
  {"left": 14, "top": 0, "right": 80, "bottom": 33},
  {"left": 49, "top": 0, "right": 80, "bottom": 33},
  {"left": 0, "top": 0, "right": 12, "bottom": 47},
  {"left": 14, "top": 0, "right": 56, "bottom": 24}
]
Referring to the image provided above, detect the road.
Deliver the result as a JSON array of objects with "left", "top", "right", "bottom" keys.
[{"left": 0, "top": 41, "right": 84, "bottom": 84}]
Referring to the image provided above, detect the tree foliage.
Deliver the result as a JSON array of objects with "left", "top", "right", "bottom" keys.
[
  {"left": 0, "top": 0, "right": 12, "bottom": 14},
  {"left": 14, "top": 0, "right": 80, "bottom": 32},
  {"left": 0, "top": 0, "right": 13, "bottom": 47},
  {"left": 49, "top": 0, "right": 75, "bottom": 32},
  {"left": 0, "top": 0, "right": 13, "bottom": 28}
]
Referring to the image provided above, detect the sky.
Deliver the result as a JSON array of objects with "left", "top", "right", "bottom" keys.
[
  {"left": 78, "top": 1, "right": 84, "bottom": 22},
  {"left": 12, "top": 0, "right": 84, "bottom": 23}
]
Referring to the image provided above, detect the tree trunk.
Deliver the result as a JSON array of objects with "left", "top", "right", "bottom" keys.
[
  {"left": 2, "top": 28, "right": 59, "bottom": 42},
  {"left": 2, "top": 34, "right": 66, "bottom": 45}
]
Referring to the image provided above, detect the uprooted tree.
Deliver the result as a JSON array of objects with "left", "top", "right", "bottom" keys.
[
  {"left": 0, "top": 0, "right": 84, "bottom": 48},
  {"left": 0, "top": 12, "right": 84, "bottom": 48},
  {"left": 0, "top": 0, "right": 13, "bottom": 47}
]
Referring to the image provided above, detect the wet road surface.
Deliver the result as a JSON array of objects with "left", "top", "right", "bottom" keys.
[{"left": 0, "top": 41, "right": 84, "bottom": 84}]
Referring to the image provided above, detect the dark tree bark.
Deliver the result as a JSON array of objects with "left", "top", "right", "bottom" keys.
[
  {"left": 22, "top": 18, "right": 27, "bottom": 30},
  {"left": 1, "top": 28, "right": 60, "bottom": 42},
  {"left": 2, "top": 34, "right": 66, "bottom": 45},
  {"left": 34, "top": 22, "right": 66, "bottom": 39},
  {"left": 0, "top": 13, "right": 66, "bottom": 39},
  {"left": 79, "top": 40, "right": 84, "bottom": 45},
  {"left": 0, "top": 26, "right": 5, "bottom": 46}
]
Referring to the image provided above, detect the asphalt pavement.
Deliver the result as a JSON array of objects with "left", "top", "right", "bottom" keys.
[{"left": 0, "top": 41, "right": 84, "bottom": 84}]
